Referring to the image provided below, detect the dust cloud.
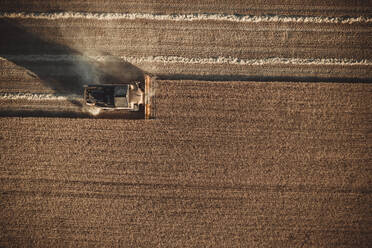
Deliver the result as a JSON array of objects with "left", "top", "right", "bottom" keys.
[
  {"left": 71, "top": 54, "right": 102, "bottom": 86},
  {"left": 82, "top": 105, "right": 102, "bottom": 116}
]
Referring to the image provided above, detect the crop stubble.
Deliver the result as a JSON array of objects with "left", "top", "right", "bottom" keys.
[
  {"left": 1, "top": 80, "right": 372, "bottom": 246},
  {"left": 1, "top": 1, "right": 372, "bottom": 247},
  {"left": 0, "top": 9, "right": 371, "bottom": 80}
]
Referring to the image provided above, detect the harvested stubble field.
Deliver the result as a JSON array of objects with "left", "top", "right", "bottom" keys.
[{"left": 1, "top": 0, "right": 372, "bottom": 247}]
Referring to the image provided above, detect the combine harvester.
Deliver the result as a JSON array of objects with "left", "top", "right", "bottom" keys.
[{"left": 83, "top": 75, "right": 155, "bottom": 119}]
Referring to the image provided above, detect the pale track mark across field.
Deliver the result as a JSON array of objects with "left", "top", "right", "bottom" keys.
[
  {"left": 1, "top": 55, "right": 371, "bottom": 66},
  {"left": 1, "top": 11, "right": 372, "bottom": 24},
  {"left": 0, "top": 92, "right": 81, "bottom": 101}
]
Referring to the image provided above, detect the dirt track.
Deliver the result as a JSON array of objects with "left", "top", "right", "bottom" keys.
[{"left": 1, "top": 1, "right": 372, "bottom": 247}]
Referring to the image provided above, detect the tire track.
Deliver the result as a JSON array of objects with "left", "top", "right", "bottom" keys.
[{"left": 3, "top": 177, "right": 371, "bottom": 195}]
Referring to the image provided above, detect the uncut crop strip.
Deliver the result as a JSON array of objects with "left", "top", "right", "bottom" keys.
[
  {"left": 0, "top": 12, "right": 372, "bottom": 24},
  {"left": 1, "top": 55, "right": 371, "bottom": 66}
]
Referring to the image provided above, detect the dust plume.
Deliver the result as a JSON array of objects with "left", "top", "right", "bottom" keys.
[{"left": 70, "top": 54, "right": 102, "bottom": 86}]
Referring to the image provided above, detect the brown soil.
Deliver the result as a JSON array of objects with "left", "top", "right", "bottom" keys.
[
  {"left": 0, "top": 17, "right": 371, "bottom": 81},
  {"left": 1, "top": 80, "right": 372, "bottom": 247},
  {"left": 1, "top": 1, "right": 372, "bottom": 247}
]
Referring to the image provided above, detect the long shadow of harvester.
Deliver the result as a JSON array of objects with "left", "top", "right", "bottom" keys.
[{"left": 0, "top": 19, "right": 145, "bottom": 118}]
